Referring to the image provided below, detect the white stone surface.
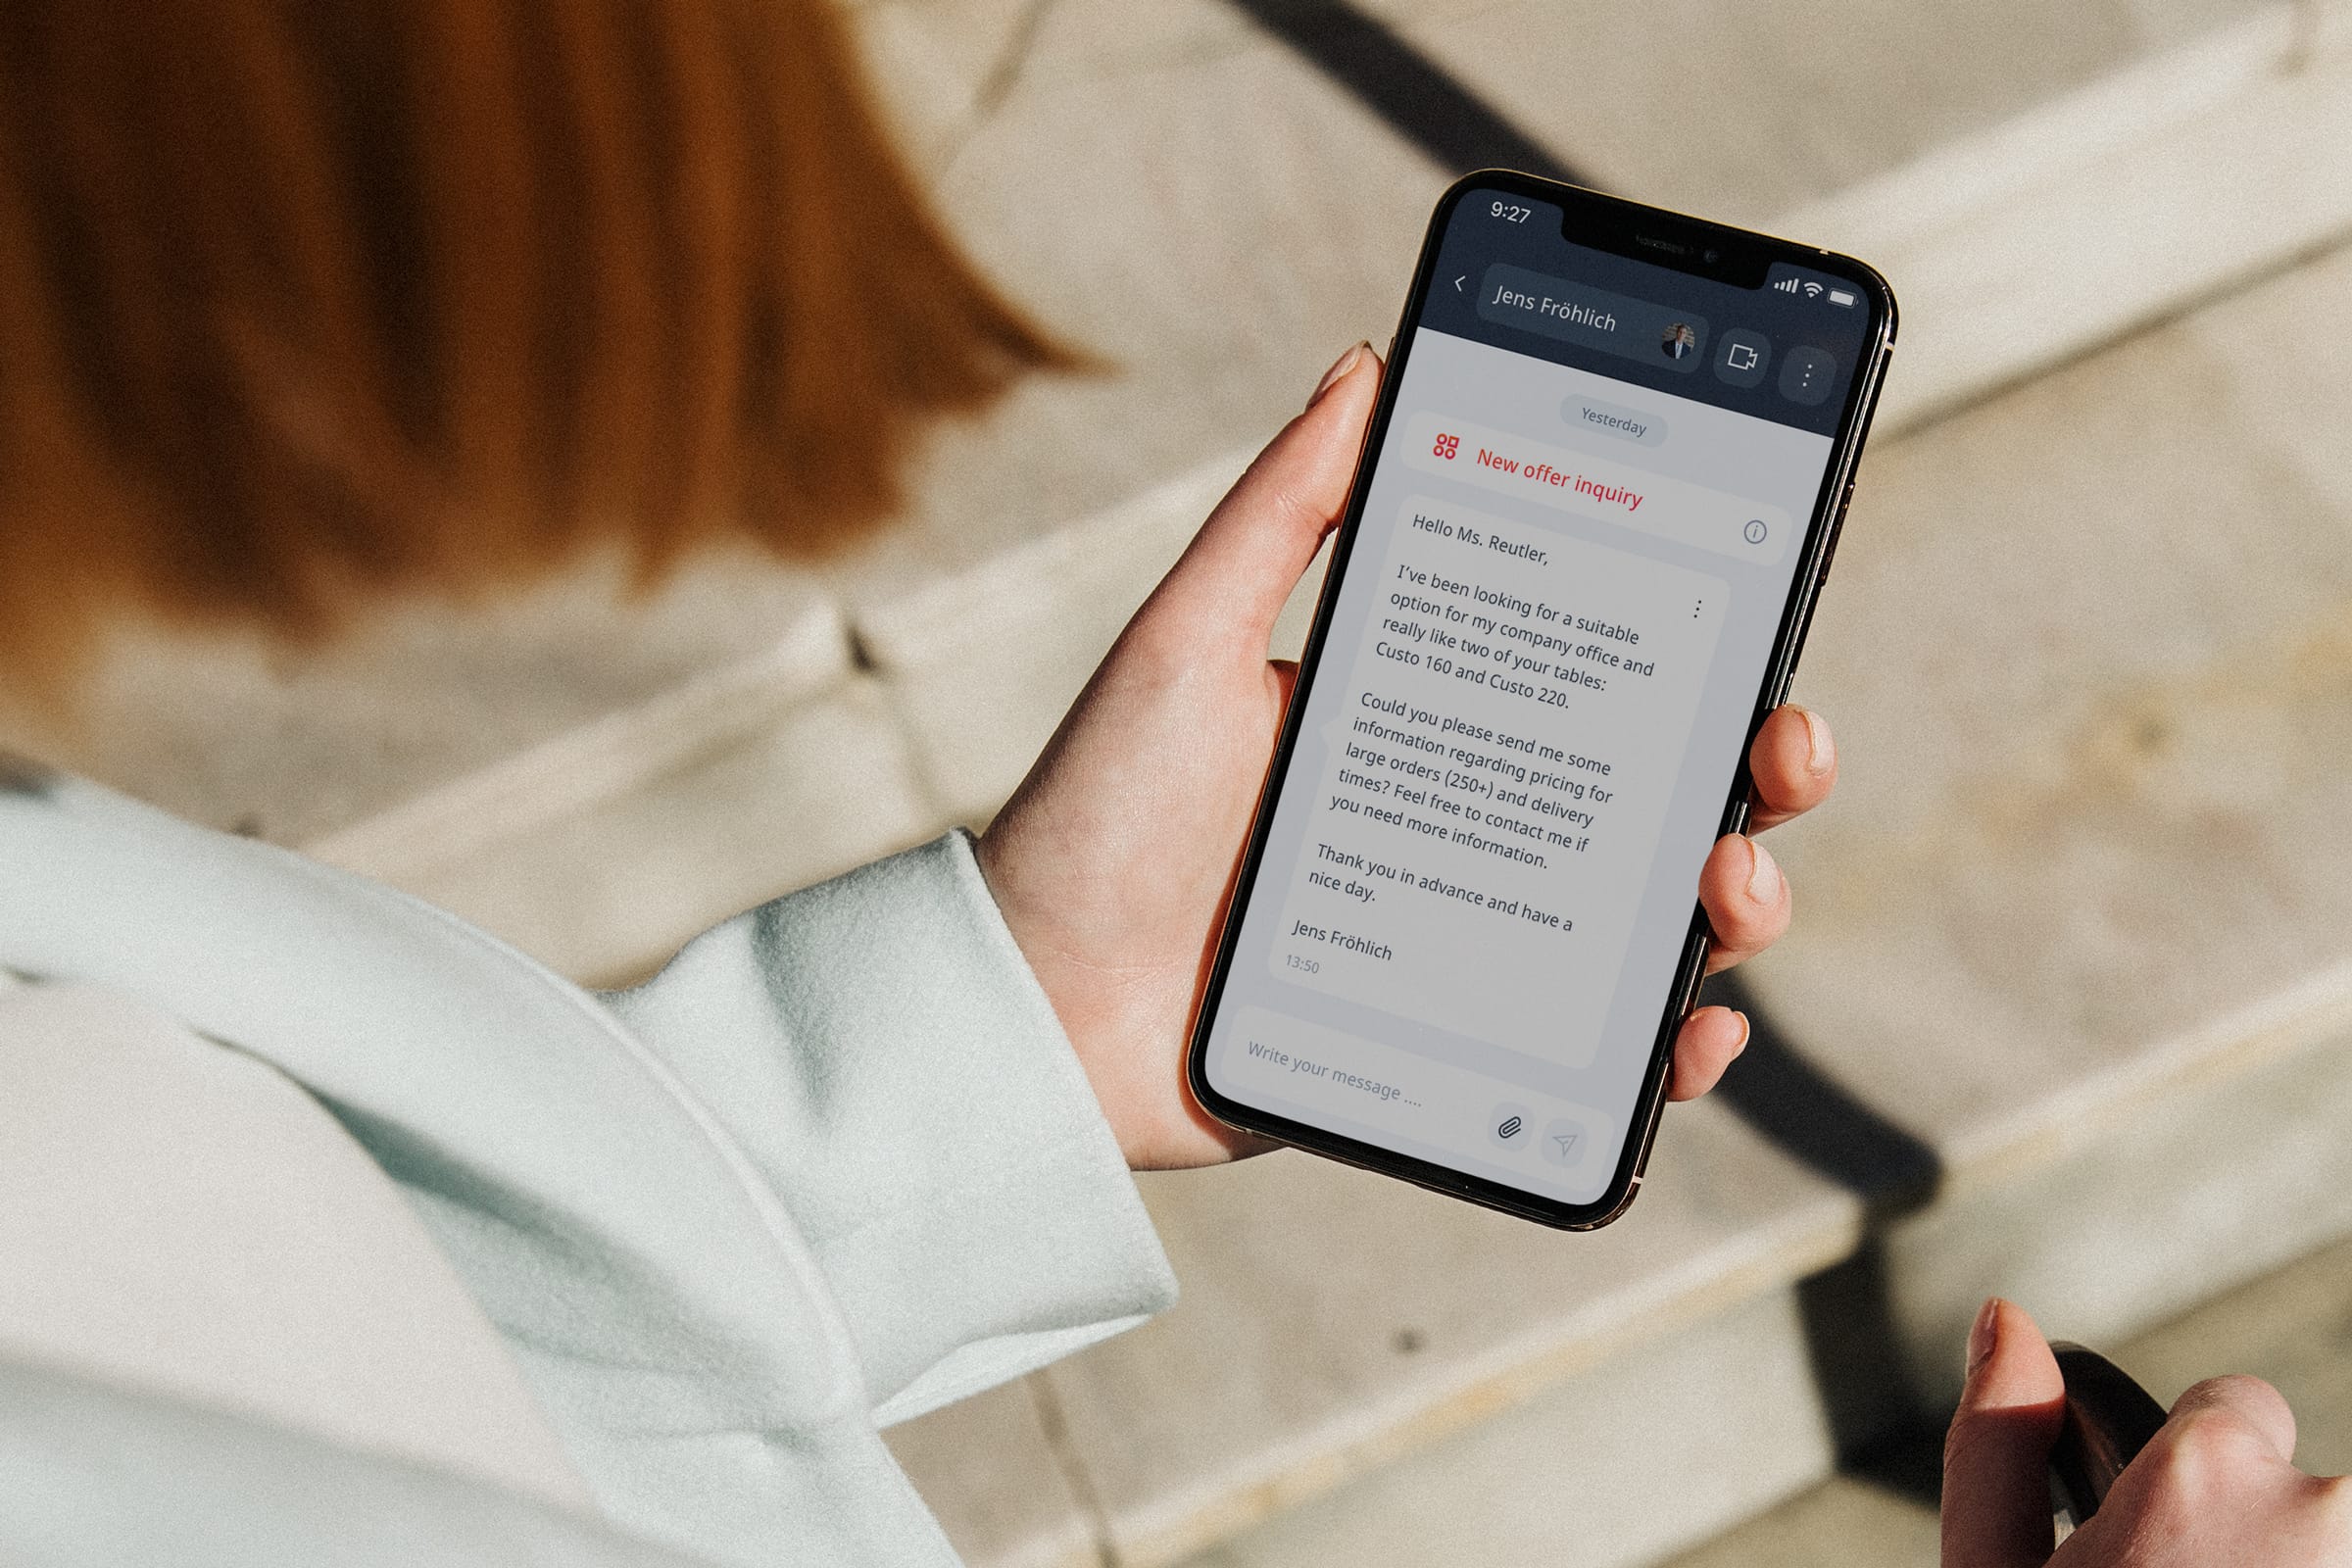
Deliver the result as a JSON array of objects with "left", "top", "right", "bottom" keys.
[
  {"left": 894, "top": 234, "right": 2352, "bottom": 1568},
  {"left": 306, "top": 603, "right": 858, "bottom": 885},
  {"left": 339, "top": 672, "right": 938, "bottom": 986},
  {"left": 1786, "top": 3, "right": 2352, "bottom": 435},
  {"left": 1663, "top": 1218, "right": 2352, "bottom": 1568},
  {"left": 854, "top": 452, "right": 1250, "bottom": 824},
  {"left": 1881, "top": 968, "right": 2352, "bottom": 1409},
  {"left": 11, "top": 9, "right": 2350, "bottom": 1561},
  {"left": 1749, "top": 252, "right": 2352, "bottom": 1140},
  {"left": 1108, "top": 982, "right": 2352, "bottom": 1568},
  {"left": 883, "top": 1379, "right": 1102, "bottom": 1568},
  {"left": 0, "top": 548, "right": 838, "bottom": 849},
  {"left": 841, "top": 0, "right": 2278, "bottom": 588},
  {"left": 1057, "top": 1103, "right": 1851, "bottom": 1568},
  {"left": 1180, "top": 1286, "right": 1841, "bottom": 1568}
]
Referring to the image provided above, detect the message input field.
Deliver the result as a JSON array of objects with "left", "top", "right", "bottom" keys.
[{"left": 1223, "top": 1004, "right": 1616, "bottom": 1190}]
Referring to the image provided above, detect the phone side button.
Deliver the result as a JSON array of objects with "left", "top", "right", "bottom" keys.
[
  {"left": 1631, "top": 1095, "right": 1670, "bottom": 1178},
  {"left": 1821, "top": 481, "right": 1856, "bottom": 579}
]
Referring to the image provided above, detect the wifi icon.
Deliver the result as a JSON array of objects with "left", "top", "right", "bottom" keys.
[{"left": 1802, "top": 281, "right": 1825, "bottom": 299}]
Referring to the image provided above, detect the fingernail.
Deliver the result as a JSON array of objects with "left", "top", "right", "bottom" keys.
[
  {"left": 1744, "top": 837, "right": 1781, "bottom": 906},
  {"left": 1966, "top": 1298, "right": 2001, "bottom": 1379},
  {"left": 1309, "top": 341, "right": 1368, "bottom": 409},
  {"left": 1796, "top": 705, "right": 1834, "bottom": 777}
]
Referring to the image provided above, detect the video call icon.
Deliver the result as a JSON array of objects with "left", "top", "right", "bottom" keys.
[{"left": 1713, "top": 327, "right": 1771, "bottom": 389}]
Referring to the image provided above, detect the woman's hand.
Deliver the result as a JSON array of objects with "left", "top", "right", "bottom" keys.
[
  {"left": 1942, "top": 1298, "right": 2350, "bottom": 1566},
  {"left": 977, "top": 342, "right": 1838, "bottom": 1169}
]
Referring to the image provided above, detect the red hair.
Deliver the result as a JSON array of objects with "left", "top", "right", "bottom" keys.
[{"left": 0, "top": 0, "right": 1072, "bottom": 692}]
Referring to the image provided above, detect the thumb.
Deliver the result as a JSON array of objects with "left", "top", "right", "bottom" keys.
[
  {"left": 1942, "top": 1298, "right": 2066, "bottom": 1568},
  {"left": 1151, "top": 341, "right": 1382, "bottom": 647}
]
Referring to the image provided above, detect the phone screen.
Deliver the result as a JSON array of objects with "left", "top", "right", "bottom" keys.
[{"left": 1194, "top": 182, "right": 1887, "bottom": 1220}]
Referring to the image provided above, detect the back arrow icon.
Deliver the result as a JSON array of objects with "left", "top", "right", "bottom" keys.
[{"left": 1455, "top": 274, "right": 1467, "bottom": 292}]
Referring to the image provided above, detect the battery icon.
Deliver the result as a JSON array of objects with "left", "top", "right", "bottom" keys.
[{"left": 1827, "top": 288, "right": 1857, "bottom": 308}]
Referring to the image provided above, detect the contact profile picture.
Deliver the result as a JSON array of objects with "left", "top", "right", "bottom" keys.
[{"left": 1660, "top": 321, "right": 1697, "bottom": 360}]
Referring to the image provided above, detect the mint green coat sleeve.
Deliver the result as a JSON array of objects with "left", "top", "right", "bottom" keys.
[
  {"left": 0, "top": 763, "right": 1175, "bottom": 1567},
  {"left": 604, "top": 830, "right": 1178, "bottom": 1426}
]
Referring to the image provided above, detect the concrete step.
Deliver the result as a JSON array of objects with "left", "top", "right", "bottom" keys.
[
  {"left": 4, "top": 7, "right": 2350, "bottom": 1565},
  {"left": 260, "top": 0, "right": 2352, "bottom": 980},
  {"left": 883, "top": 128, "right": 2352, "bottom": 1568},
  {"left": 843, "top": 0, "right": 2282, "bottom": 593},
  {"left": 1657, "top": 1228, "right": 2352, "bottom": 1568}
]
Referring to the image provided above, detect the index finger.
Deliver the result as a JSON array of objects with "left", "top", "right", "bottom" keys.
[{"left": 2166, "top": 1374, "right": 2298, "bottom": 1467}]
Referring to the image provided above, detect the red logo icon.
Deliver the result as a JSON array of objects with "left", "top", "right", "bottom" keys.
[{"left": 1433, "top": 432, "right": 1460, "bottom": 460}]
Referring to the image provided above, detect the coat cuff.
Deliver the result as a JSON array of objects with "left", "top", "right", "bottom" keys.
[{"left": 604, "top": 831, "right": 1177, "bottom": 1423}]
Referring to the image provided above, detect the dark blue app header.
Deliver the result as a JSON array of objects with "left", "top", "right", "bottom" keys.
[{"left": 1419, "top": 192, "right": 1874, "bottom": 437}]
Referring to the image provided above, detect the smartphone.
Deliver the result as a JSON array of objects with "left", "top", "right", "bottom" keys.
[{"left": 1185, "top": 172, "right": 1895, "bottom": 1229}]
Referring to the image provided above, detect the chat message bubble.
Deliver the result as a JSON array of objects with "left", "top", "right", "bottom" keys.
[
  {"left": 1268, "top": 493, "right": 1727, "bottom": 1069},
  {"left": 1400, "top": 411, "right": 1789, "bottom": 564}
]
